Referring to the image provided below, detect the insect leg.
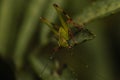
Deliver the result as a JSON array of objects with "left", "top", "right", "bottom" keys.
[
  {"left": 62, "top": 11, "right": 83, "bottom": 29},
  {"left": 53, "top": 4, "right": 68, "bottom": 33},
  {"left": 54, "top": 4, "right": 84, "bottom": 29},
  {"left": 40, "top": 17, "right": 59, "bottom": 35}
]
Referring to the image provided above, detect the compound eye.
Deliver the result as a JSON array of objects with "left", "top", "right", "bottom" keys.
[{"left": 53, "top": 3, "right": 58, "bottom": 7}]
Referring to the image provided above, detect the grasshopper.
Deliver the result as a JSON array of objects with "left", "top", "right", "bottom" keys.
[
  {"left": 39, "top": 4, "right": 97, "bottom": 79},
  {"left": 40, "top": 3, "right": 95, "bottom": 76},
  {"left": 40, "top": 4, "right": 95, "bottom": 49}
]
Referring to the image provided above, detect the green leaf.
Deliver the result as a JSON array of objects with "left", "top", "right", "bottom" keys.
[{"left": 77, "top": 0, "right": 120, "bottom": 24}]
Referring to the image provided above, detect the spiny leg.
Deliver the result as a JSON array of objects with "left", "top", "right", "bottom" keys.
[{"left": 68, "top": 29, "right": 78, "bottom": 46}]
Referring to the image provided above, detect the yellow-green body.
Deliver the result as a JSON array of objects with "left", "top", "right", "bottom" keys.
[{"left": 58, "top": 27, "right": 69, "bottom": 47}]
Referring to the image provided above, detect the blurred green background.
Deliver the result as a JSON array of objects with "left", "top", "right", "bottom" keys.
[{"left": 0, "top": 0, "right": 120, "bottom": 80}]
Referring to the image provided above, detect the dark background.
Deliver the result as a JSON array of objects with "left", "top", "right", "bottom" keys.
[{"left": 0, "top": 0, "right": 120, "bottom": 80}]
